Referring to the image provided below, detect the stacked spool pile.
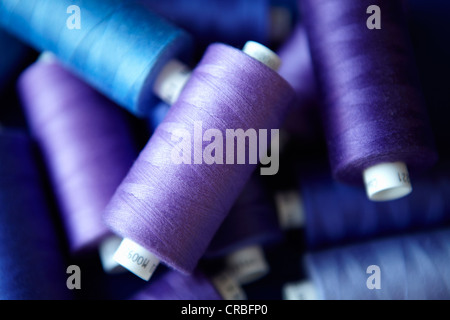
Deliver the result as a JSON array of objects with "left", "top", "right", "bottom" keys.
[{"left": 0, "top": 0, "right": 448, "bottom": 301}]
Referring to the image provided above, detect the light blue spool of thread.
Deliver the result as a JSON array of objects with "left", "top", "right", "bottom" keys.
[
  {"left": 301, "top": 227, "right": 450, "bottom": 300},
  {"left": 0, "top": 0, "right": 192, "bottom": 117}
]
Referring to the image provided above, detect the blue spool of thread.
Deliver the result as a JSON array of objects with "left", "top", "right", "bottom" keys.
[
  {"left": 277, "top": 162, "right": 450, "bottom": 251},
  {"left": 0, "top": 0, "right": 192, "bottom": 117},
  {"left": 140, "top": 0, "right": 296, "bottom": 48},
  {"left": 0, "top": 129, "right": 72, "bottom": 300}
]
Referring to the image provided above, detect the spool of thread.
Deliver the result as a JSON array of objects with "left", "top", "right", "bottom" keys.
[
  {"left": 277, "top": 22, "right": 320, "bottom": 140},
  {"left": 147, "top": 103, "right": 282, "bottom": 285},
  {"left": 17, "top": 55, "right": 138, "bottom": 273},
  {"left": 0, "top": 29, "right": 32, "bottom": 93},
  {"left": 0, "top": 0, "right": 192, "bottom": 116},
  {"left": 140, "top": 0, "right": 294, "bottom": 48},
  {"left": 131, "top": 269, "right": 247, "bottom": 300},
  {"left": 205, "top": 174, "right": 283, "bottom": 285},
  {"left": 290, "top": 227, "right": 450, "bottom": 300},
  {"left": 276, "top": 162, "right": 450, "bottom": 250},
  {"left": 0, "top": 129, "right": 72, "bottom": 300},
  {"left": 104, "top": 41, "right": 296, "bottom": 281},
  {"left": 301, "top": 0, "right": 438, "bottom": 201},
  {"left": 148, "top": 102, "right": 282, "bottom": 286},
  {"left": 404, "top": 0, "right": 450, "bottom": 159}
]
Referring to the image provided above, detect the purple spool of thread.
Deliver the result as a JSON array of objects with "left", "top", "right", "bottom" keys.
[
  {"left": 148, "top": 103, "right": 282, "bottom": 285},
  {"left": 301, "top": 0, "right": 438, "bottom": 201},
  {"left": 205, "top": 174, "right": 283, "bottom": 285},
  {"left": 131, "top": 269, "right": 246, "bottom": 300},
  {"left": 292, "top": 227, "right": 450, "bottom": 300},
  {"left": 104, "top": 41, "right": 296, "bottom": 281},
  {"left": 277, "top": 22, "right": 320, "bottom": 140},
  {"left": 17, "top": 56, "right": 137, "bottom": 272}
]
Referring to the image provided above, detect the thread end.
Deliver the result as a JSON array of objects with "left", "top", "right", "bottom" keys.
[
  {"left": 363, "top": 162, "right": 412, "bottom": 202},
  {"left": 242, "top": 41, "right": 281, "bottom": 71},
  {"left": 113, "top": 238, "right": 160, "bottom": 281}
]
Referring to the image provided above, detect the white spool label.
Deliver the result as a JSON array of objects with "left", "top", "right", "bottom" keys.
[
  {"left": 226, "top": 245, "right": 269, "bottom": 285},
  {"left": 113, "top": 238, "right": 160, "bottom": 281},
  {"left": 211, "top": 271, "right": 247, "bottom": 300}
]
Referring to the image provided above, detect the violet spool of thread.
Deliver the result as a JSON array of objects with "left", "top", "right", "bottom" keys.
[
  {"left": 277, "top": 22, "right": 320, "bottom": 140},
  {"left": 0, "top": 129, "right": 71, "bottom": 300},
  {"left": 205, "top": 174, "right": 283, "bottom": 285},
  {"left": 301, "top": 0, "right": 438, "bottom": 201},
  {"left": 17, "top": 56, "right": 137, "bottom": 272},
  {"left": 0, "top": 0, "right": 192, "bottom": 117},
  {"left": 104, "top": 42, "right": 296, "bottom": 281},
  {"left": 131, "top": 269, "right": 246, "bottom": 300},
  {"left": 148, "top": 103, "right": 282, "bottom": 285},
  {"left": 295, "top": 227, "right": 450, "bottom": 300}
]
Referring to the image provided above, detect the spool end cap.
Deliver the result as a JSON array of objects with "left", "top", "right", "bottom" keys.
[
  {"left": 363, "top": 161, "right": 412, "bottom": 202},
  {"left": 98, "top": 235, "right": 126, "bottom": 274},
  {"left": 225, "top": 245, "right": 269, "bottom": 285},
  {"left": 113, "top": 238, "right": 160, "bottom": 281},
  {"left": 242, "top": 41, "right": 281, "bottom": 71}
]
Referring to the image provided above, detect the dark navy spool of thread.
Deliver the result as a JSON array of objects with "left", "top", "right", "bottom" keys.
[
  {"left": 302, "top": 227, "right": 450, "bottom": 300},
  {"left": 301, "top": 0, "right": 438, "bottom": 202},
  {"left": 0, "top": 0, "right": 192, "bottom": 117},
  {"left": 0, "top": 129, "right": 71, "bottom": 300},
  {"left": 141, "top": 0, "right": 296, "bottom": 49},
  {"left": 17, "top": 56, "right": 138, "bottom": 274},
  {"left": 404, "top": 0, "right": 450, "bottom": 159},
  {"left": 0, "top": 30, "right": 32, "bottom": 93},
  {"left": 296, "top": 163, "right": 450, "bottom": 251}
]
